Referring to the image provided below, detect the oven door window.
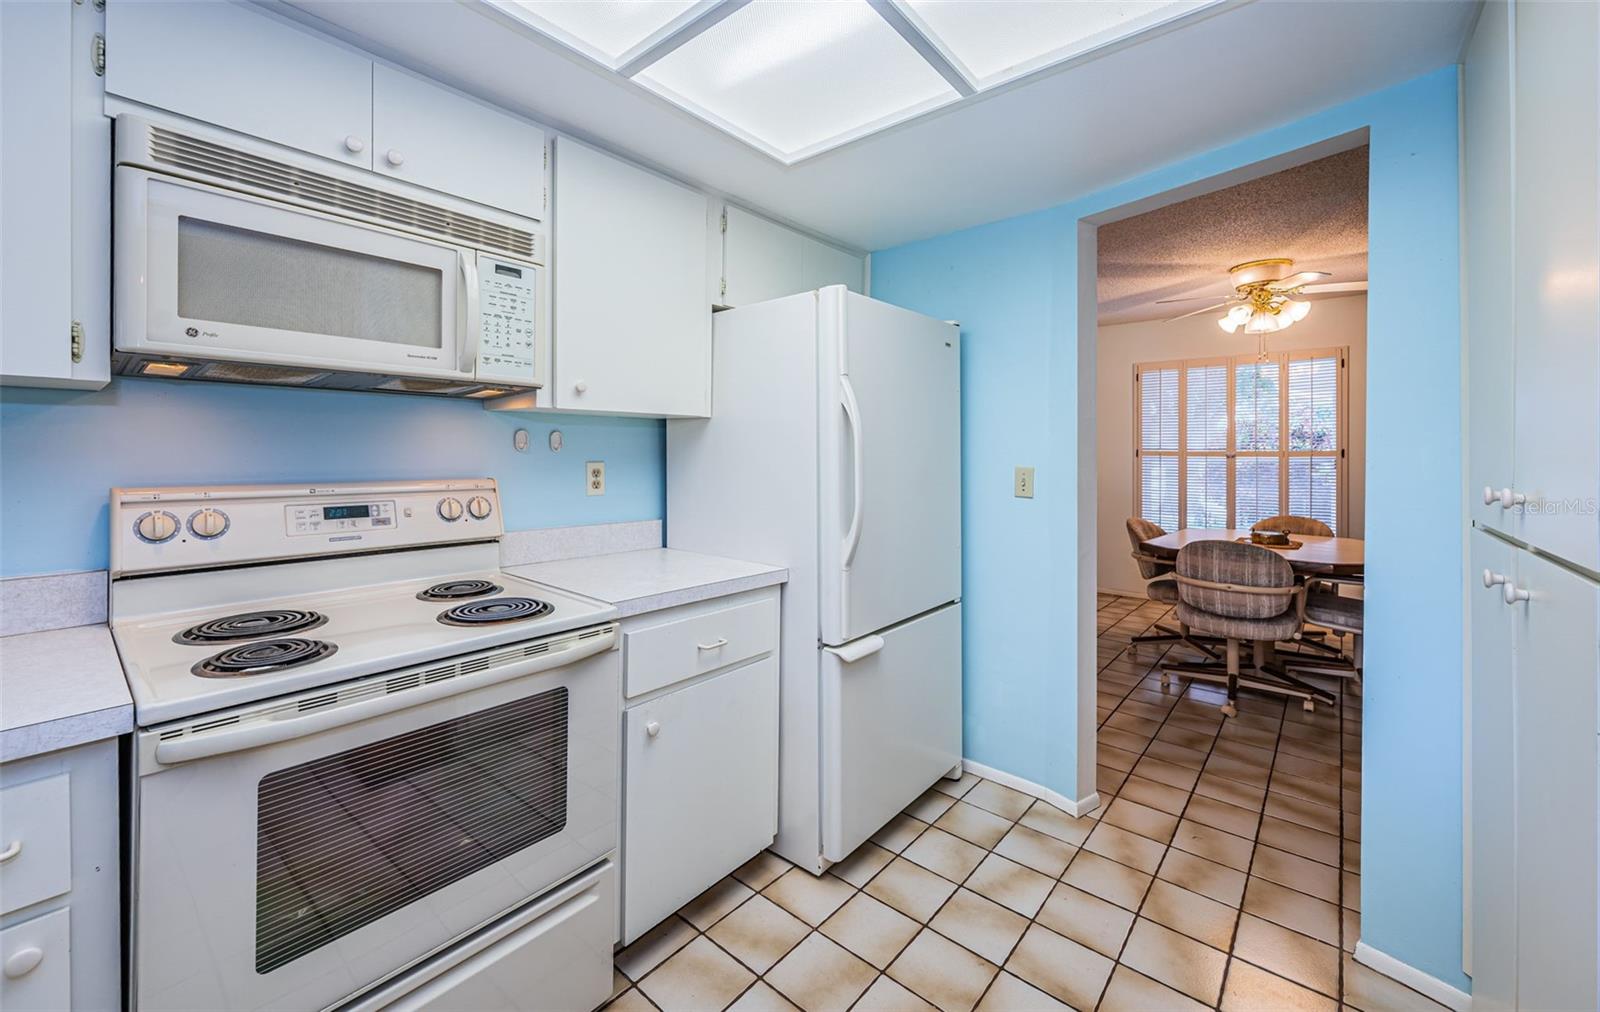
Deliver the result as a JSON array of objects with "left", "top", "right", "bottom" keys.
[{"left": 255, "top": 687, "right": 568, "bottom": 974}]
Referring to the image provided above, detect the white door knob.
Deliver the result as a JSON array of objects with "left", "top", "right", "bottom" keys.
[
  {"left": 645, "top": 721, "right": 661, "bottom": 738},
  {"left": 1503, "top": 582, "right": 1531, "bottom": 604},
  {"left": 386, "top": 149, "right": 405, "bottom": 167},
  {"left": 1483, "top": 569, "right": 1507, "bottom": 588},
  {"left": 3, "top": 946, "right": 43, "bottom": 979},
  {"left": 344, "top": 135, "right": 365, "bottom": 154},
  {"left": 573, "top": 381, "right": 588, "bottom": 394}
]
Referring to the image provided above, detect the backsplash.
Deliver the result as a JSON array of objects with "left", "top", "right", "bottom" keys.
[{"left": 0, "top": 377, "right": 665, "bottom": 578}]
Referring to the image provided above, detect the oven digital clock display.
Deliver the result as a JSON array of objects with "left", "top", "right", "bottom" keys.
[{"left": 322, "top": 505, "right": 371, "bottom": 520}]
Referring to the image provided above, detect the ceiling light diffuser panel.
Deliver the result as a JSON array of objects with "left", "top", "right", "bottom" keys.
[
  {"left": 636, "top": 0, "right": 959, "bottom": 162},
  {"left": 499, "top": 0, "right": 704, "bottom": 67}
]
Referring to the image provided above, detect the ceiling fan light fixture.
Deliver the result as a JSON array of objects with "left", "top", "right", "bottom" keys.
[{"left": 1286, "top": 298, "right": 1312, "bottom": 323}]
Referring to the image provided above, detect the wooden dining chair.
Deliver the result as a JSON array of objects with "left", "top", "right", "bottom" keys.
[{"left": 1251, "top": 514, "right": 1334, "bottom": 538}]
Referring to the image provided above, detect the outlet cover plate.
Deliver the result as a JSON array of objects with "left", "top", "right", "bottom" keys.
[
  {"left": 1014, "top": 466, "right": 1035, "bottom": 499},
  {"left": 586, "top": 461, "right": 605, "bottom": 496}
]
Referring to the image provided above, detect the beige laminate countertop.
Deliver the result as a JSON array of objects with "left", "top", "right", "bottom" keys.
[
  {"left": 0, "top": 624, "right": 133, "bottom": 762},
  {"left": 507, "top": 548, "right": 787, "bottom": 618}
]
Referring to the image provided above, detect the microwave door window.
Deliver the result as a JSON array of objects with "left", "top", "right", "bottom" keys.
[{"left": 176, "top": 217, "right": 443, "bottom": 349}]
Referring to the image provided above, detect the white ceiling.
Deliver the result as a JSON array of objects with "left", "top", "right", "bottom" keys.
[{"left": 279, "top": 0, "right": 1477, "bottom": 252}]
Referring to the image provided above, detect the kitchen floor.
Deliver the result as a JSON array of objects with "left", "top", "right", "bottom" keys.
[{"left": 605, "top": 593, "right": 1444, "bottom": 1012}]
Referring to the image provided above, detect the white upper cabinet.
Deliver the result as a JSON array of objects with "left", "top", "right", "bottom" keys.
[
  {"left": 549, "top": 138, "right": 710, "bottom": 417},
  {"left": 371, "top": 64, "right": 545, "bottom": 220},
  {"left": 718, "top": 204, "right": 864, "bottom": 307},
  {"left": 106, "top": 0, "right": 373, "bottom": 170}
]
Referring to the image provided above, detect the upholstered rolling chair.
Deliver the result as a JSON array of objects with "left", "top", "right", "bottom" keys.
[
  {"left": 1162, "top": 540, "right": 1335, "bottom": 715},
  {"left": 1285, "top": 577, "right": 1364, "bottom": 677},
  {"left": 1251, "top": 514, "right": 1334, "bottom": 538},
  {"left": 1124, "top": 518, "right": 1182, "bottom": 649}
]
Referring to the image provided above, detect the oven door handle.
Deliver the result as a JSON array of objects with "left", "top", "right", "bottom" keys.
[{"left": 153, "top": 626, "right": 617, "bottom": 766}]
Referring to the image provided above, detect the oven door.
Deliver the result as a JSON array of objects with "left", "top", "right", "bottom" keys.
[
  {"left": 131, "top": 626, "right": 619, "bottom": 1012},
  {"left": 116, "top": 167, "right": 473, "bottom": 381}
]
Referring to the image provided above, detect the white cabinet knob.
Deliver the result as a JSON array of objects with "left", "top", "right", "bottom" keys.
[
  {"left": 3, "top": 946, "right": 43, "bottom": 980},
  {"left": 1487, "top": 487, "right": 1525, "bottom": 509},
  {"left": 344, "top": 135, "right": 366, "bottom": 154},
  {"left": 1482, "top": 485, "right": 1496, "bottom": 506},
  {"left": 1503, "top": 582, "right": 1531, "bottom": 605},
  {"left": 386, "top": 149, "right": 405, "bottom": 167},
  {"left": 1483, "top": 569, "right": 1507, "bottom": 588},
  {"left": 573, "top": 381, "right": 588, "bottom": 394},
  {"left": 645, "top": 721, "right": 661, "bottom": 738}
]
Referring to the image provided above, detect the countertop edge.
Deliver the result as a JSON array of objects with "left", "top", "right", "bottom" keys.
[
  {"left": 0, "top": 702, "right": 134, "bottom": 764},
  {"left": 608, "top": 569, "right": 789, "bottom": 618}
]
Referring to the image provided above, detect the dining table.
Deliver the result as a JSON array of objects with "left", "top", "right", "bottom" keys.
[{"left": 1140, "top": 528, "right": 1365, "bottom": 576}]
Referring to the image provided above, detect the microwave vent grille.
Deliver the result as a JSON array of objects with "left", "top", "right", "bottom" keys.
[
  {"left": 193, "top": 361, "right": 329, "bottom": 385},
  {"left": 147, "top": 126, "right": 537, "bottom": 260}
]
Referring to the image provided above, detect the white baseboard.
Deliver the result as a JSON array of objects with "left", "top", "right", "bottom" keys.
[
  {"left": 961, "top": 759, "right": 1101, "bottom": 818},
  {"left": 1353, "top": 941, "right": 1471, "bottom": 1011}
]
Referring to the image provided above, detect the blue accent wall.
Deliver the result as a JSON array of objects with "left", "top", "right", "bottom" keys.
[
  {"left": 0, "top": 378, "right": 665, "bottom": 577},
  {"left": 873, "top": 68, "right": 1468, "bottom": 992}
]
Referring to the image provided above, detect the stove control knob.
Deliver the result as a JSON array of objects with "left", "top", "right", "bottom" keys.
[
  {"left": 467, "top": 495, "right": 493, "bottom": 520},
  {"left": 189, "top": 508, "right": 229, "bottom": 539},
  {"left": 135, "top": 510, "right": 179, "bottom": 543},
  {"left": 438, "top": 497, "right": 464, "bottom": 522}
]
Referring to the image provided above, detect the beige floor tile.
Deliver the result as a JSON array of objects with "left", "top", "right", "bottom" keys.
[
  {"left": 1119, "top": 917, "right": 1228, "bottom": 1005},
  {"left": 1341, "top": 908, "right": 1359, "bottom": 953},
  {"left": 680, "top": 876, "right": 756, "bottom": 930},
  {"left": 1140, "top": 878, "right": 1239, "bottom": 950},
  {"left": 1019, "top": 801, "right": 1095, "bottom": 846},
  {"left": 708, "top": 895, "right": 812, "bottom": 975},
  {"left": 1243, "top": 876, "right": 1340, "bottom": 945},
  {"left": 1258, "top": 815, "right": 1341, "bottom": 867},
  {"left": 1341, "top": 954, "right": 1450, "bottom": 1012},
  {"left": 1275, "top": 752, "right": 1341, "bottom": 786},
  {"left": 1131, "top": 756, "right": 1200, "bottom": 791},
  {"left": 1102, "top": 798, "right": 1181, "bottom": 844},
  {"left": 872, "top": 814, "right": 930, "bottom": 853},
  {"left": 854, "top": 975, "right": 938, "bottom": 1012},
  {"left": 930, "top": 888, "right": 1029, "bottom": 965},
  {"left": 1101, "top": 726, "right": 1153, "bottom": 754},
  {"left": 1172, "top": 819, "right": 1255, "bottom": 871},
  {"left": 604, "top": 988, "right": 658, "bottom": 1012},
  {"left": 904, "top": 827, "right": 989, "bottom": 882},
  {"left": 726, "top": 981, "right": 801, "bottom": 1012},
  {"left": 1145, "top": 738, "right": 1209, "bottom": 770},
  {"left": 1100, "top": 744, "right": 1141, "bottom": 773},
  {"left": 735, "top": 851, "right": 796, "bottom": 891},
  {"left": 888, "top": 927, "right": 1000, "bottom": 1012},
  {"left": 1004, "top": 924, "right": 1116, "bottom": 1010},
  {"left": 1342, "top": 871, "right": 1360, "bottom": 911},
  {"left": 992, "top": 823, "right": 1075, "bottom": 878},
  {"left": 964, "top": 853, "right": 1054, "bottom": 917},
  {"left": 763, "top": 868, "right": 856, "bottom": 926},
  {"left": 1062, "top": 850, "right": 1154, "bottom": 911},
  {"left": 1156, "top": 847, "right": 1248, "bottom": 907},
  {"left": 1265, "top": 793, "right": 1340, "bottom": 835},
  {"left": 974, "top": 971, "right": 1073, "bottom": 1012},
  {"left": 764, "top": 933, "right": 878, "bottom": 1012},
  {"left": 1034, "top": 882, "right": 1134, "bottom": 958},
  {"left": 1184, "top": 794, "right": 1262, "bottom": 839},
  {"left": 866, "top": 856, "right": 959, "bottom": 922},
  {"left": 1211, "top": 737, "right": 1277, "bottom": 768},
  {"left": 1115, "top": 775, "right": 1192, "bottom": 816},
  {"left": 1099, "top": 964, "right": 1212, "bottom": 1012},
  {"left": 819, "top": 892, "right": 920, "bottom": 970},
  {"left": 1232, "top": 913, "right": 1339, "bottom": 997},
  {"left": 611, "top": 968, "right": 631, "bottom": 1002},
  {"left": 1221, "top": 958, "right": 1338, "bottom": 1012},
  {"left": 1084, "top": 821, "right": 1169, "bottom": 873},
  {"left": 829, "top": 841, "right": 895, "bottom": 888},
  {"left": 906, "top": 788, "right": 959, "bottom": 823},
  {"left": 1250, "top": 845, "right": 1341, "bottom": 903},
  {"left": 964, "top": 780, "right": 1035, "bottom": 821},
  {"left": 934, "top": 801, "right": 1014, "bottom": 850},
  {"left": 637, "top": 936, "right": 756, "bottom": 1012},
  {"left": 1195, "top": 772, "right": 1268, "bottom": 812},
  {"left": 1271, "top": 771, "right": 1341, "bottom": 809},
  {"left": 616, "top": 916, "right": 698, "bottom": 981},
  {"left": 1155, "top": 723, "right": 1216, "bottom": 752},
  {"left": 933, "top": 770, "right": 981, "bottom": 800}
]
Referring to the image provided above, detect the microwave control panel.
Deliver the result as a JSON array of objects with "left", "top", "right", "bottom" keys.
[{"left": 475, "top": 254, "right": 540, "bottom": 386}]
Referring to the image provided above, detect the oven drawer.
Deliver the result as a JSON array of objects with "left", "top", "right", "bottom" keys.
[
  {"left": 623, "top": 594, "right": 778, "bottom": 698},
  {"left": 0, "top": 774, "right": 70, "bottom": 916},
  {"left": 0, "top": 907, "right": 71, "bottom": 1012}
]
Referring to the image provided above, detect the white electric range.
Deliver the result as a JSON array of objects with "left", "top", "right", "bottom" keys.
[{"left": 111, "top": 479, "right": 621, "bottom": 1012}]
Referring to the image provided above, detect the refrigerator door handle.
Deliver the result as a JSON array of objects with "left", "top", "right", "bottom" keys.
[
  {"left": 824, "top": 634, "right": 885, "bottom": 664},
  {"left": 841, "top": 375, "right": 865, "bottom": 568}
]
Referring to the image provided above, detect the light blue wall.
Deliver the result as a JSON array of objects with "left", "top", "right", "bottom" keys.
[
  {"left": 0, "top": 378, "right": 665, "bottom": 577},
  {"left": 873, "top": 68, "right": 1467, "bottom": 991}
]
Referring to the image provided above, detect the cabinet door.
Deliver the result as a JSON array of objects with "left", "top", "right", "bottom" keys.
[
  {"left": 551, "top": 138, "right": 710, "bottom": 417},
  {"left": 1510, "top": 547, "right": 1599, "bottom": 1012},
  {"left": 371, "top": 64, "right": 545, "bottom": 219},
  {"left": 105, "top": 0, "right": 372, "bottom": 168},
  {"left": 0, "top": 908, "right": 71, "bottom": 1012},
  {"left": 802, "top": 236, "right": 866, "bottom": 294},
  {"left": 1468, "top": 527, "right": 1517, "bottom": 1009},
  {"left": 622, "top": 657, "right": 778, "bottom": 943},
  {"left": 1510, "top": 0, "right": 1600, "bottom": 569},
  {"left": 721, "top": 205, "right": 806, "bottom": 307}
]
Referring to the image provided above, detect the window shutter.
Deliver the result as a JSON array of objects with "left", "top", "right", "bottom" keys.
[{"left": 1137, "top": 365, "right": 1180, "bottom": 530}]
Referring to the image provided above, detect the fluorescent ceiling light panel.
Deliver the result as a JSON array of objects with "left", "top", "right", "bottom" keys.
[
  {"left": 636, "top": 0, "right": 958, "bottom": 162},
  {"left": 900, "top": 0, "right": 1214, "bottom": 89},
  {"left": 501, "top": 0, "right": 703, "bottom": 67}
]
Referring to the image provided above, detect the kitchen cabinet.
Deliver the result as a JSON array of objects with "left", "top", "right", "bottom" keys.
[
  {"left": 0, "top": 0, "right": 110, "bottom": 389},
  {"left": 618, "top": 588, "right": 780, "bottom": 944},
  {"left": 717, "top": 204, "right": 865, "bottom": 308},
  {"left": 545, "top": 138, "right": 710, "bottom": 418},
  {"left": 105, "top": 0, "right": 547, "bottom": 220}
]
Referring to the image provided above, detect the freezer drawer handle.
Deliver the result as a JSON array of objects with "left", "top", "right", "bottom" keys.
[{"left": 825, "top": 635, "right": 885, "bottom": 664}]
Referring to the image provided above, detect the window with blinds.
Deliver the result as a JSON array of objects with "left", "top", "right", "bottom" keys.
[{"left": 1134, "top": 349, "right": 1347, "bottom": 534}]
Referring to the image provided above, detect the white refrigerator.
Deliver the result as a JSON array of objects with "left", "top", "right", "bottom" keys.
[{"left": 668, "top": 286, "right": 962, "bottom": 872}]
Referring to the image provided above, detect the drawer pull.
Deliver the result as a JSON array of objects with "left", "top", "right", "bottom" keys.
[
  {"left": 646, "top": 721, "right": 662, "bottom": 738},
  {"left": 697, "top": 637, "right": 729, "bottom": 651},
  {"left": 0, "top": 840, "right": 20, "bottom": 864},
  {"left": 3, "top": 946, "right": 42, "bottom": 979}
]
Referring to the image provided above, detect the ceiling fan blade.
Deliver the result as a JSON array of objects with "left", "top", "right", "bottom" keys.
[
  {"left": 1167, "top": 301, "right": 1234, "bottom": 321},
  {"left": 1155, "top": 293, "right": 1236, "bottom": 304},
  {"left": 1298, "top": 281, "right": 1367, "bottom": 294},
  {"left": 1271, "top": 271, "right": 1332, "bottom": 289}
]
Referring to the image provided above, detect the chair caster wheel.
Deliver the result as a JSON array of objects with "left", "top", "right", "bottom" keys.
[
  {"left": 1159, "top": 672, "right": 1171, "bottom": 686},
  {"left": 1302, "top": 699, "right": 1316, "bottom": 712},
  {"left": 1220, "top": 702, "right": 1238, "bottom": 717}
]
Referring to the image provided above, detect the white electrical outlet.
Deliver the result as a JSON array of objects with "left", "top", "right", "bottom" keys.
[
  {"left": 1014, "top": 466, "right": 1035, "bottom": 499},
  {"left": 586, "top": 461, "right": 605, "bottom": 496}
]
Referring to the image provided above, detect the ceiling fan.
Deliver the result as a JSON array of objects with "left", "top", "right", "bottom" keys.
[{"left": 1158, "top": 258, "right": 1367, "bottom": 336}]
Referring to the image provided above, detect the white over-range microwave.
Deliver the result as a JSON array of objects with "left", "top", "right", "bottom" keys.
[{"left": 113, "top": 115, "right": 547, "bottom": 398}]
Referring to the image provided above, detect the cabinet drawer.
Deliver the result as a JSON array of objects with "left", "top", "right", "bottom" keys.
[
  {"left": 0, "top": 907, "right": 71, "bottom": 1012},
  {"left": 622, "top": 657, "right": 778, "bottom": 942},
  {"left": 0, "top": 775, "right": 70, "bottom": 917},
  {"left": 624, "top": 595, "right": 777, "bottom": 699}
]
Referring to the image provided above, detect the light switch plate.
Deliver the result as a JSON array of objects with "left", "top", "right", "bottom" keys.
[
  {"left": 1014, "top": 466, "right": 1035, "bottom": 499},
  {"left": 586, "top": 461, "right": 605, "bottom": 496}
]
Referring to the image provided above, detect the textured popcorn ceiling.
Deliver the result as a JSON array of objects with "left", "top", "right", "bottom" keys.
[{"left": 1097, "top": 146, "right": 1369, "bottom": 325}]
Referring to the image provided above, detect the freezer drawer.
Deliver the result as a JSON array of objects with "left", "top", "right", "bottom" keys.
[{"left": 820, "top": 603, "right": 962, "bottom": 863}]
